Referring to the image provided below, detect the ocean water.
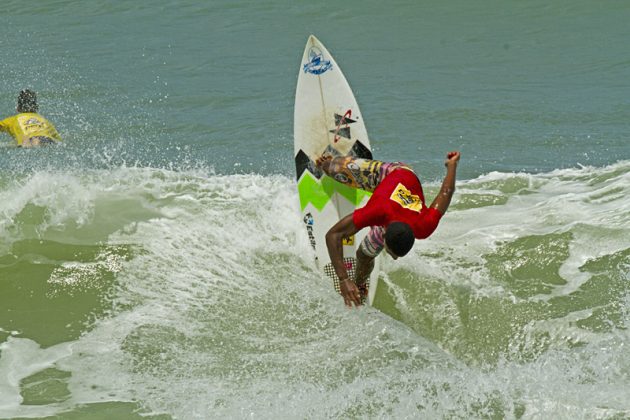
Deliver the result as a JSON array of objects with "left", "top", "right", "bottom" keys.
[{"left": 1, "top": 1, "right": 629, "bottom": 418}]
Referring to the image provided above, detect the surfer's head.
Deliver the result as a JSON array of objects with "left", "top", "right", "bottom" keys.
[
  {"left": 17, "top": 89, "right": 38, "bottom": 113},
  {"left": 384, "top": 222, "right": 414, "bottom": 259}
]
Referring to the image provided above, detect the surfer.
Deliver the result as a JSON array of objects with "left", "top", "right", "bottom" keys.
[
  {"left": 316, "top": 151, "right": 460, "bottom": 307},
  {"left": 0, "top": 89, "right": 62, "bottom": 147}
]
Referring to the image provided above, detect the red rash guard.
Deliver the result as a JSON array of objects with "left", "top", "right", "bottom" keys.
[{"left": 352, "top": 169, "right": 442, "bottom": 239}]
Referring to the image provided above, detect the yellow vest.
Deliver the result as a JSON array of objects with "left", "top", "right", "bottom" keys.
[{"left": 0, "top": 113, "right": 62, "bottom": 146}]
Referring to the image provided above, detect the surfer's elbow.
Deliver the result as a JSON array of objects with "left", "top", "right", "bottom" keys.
[
  {"left": 325, "top": 229, "right": 344, "bottom": 252},
  {"left": 441, "top": 185, "right": 455, "bottom": 198},
  {"left": 325, "top": 229, "right": 337, "bottom": 246}
]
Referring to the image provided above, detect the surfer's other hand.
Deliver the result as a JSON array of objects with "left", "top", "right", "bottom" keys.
[
  {"left": 339, "top": 278, "right": 362, "bottom": 307},
  {"left": 445, "top": 151, "right": 460, "bottom": 167}
]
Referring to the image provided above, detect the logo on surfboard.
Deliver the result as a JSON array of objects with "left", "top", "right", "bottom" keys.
[
  {"left": 303, "top": 213, "right": 317, "bottom": 250},
  {"left": 303, "top": 47, "right": 333, "bottom": 75},
  {"left": 329, "top": 110, "right": 357, "bottom": 143}
]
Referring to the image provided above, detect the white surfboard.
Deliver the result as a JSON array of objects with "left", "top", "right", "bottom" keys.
[{"left": 294, "top": 35, "right": 380, "bottom": 305}]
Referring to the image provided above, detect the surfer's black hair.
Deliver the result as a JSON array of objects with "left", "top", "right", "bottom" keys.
[
  {"left": 17, "top": 89, "right": 38, "bottom": 113},
  {"left": 384, "top": 222, "right": 414, "bottom": 257}
]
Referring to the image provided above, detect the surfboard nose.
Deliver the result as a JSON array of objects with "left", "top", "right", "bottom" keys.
[{"left": 307, "top": 34, "right": 320, "bottom": 45}]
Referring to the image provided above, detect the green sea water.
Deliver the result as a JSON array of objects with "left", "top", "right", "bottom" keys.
[{"left": 1, "top": 1, "right": 629, "bottom": 418}]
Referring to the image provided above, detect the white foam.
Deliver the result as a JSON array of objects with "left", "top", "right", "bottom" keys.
[
  {"left": 0, "top": 337, "right": 73, "bottom": 418},
  {"left": 1, "top": 162, "right": 630, "bottom": 417}
]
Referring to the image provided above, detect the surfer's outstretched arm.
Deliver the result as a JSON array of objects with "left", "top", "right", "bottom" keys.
[
  {"left": 325, "top": 213, "right": 362, "bottom": 307},
  {"left": 430, "top": 151, "right": 460, "bottom": 215}
]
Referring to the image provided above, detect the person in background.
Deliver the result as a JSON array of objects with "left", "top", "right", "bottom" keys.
[{"left": 0, "top": 89, "right": 62, "bottom": 147}]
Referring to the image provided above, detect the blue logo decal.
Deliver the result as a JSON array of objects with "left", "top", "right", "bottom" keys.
[
  {"left": 303, "top": 212, "right": 316, "bottom": 249},
  {"left": 303, "top": 47, "right": 332, "bottom": 75}
]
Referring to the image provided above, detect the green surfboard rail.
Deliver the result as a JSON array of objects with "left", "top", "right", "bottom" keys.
[{"left": 298, "top": 173, "right": 372, "bottom": 211}]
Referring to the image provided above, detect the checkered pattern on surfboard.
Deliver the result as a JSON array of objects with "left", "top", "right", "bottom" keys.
[
  {"left": 324, "top": 257, "right": 357, "bottom": 293},
  {"left": 324, "top": 257, "right": 371, "bottom": 305}
]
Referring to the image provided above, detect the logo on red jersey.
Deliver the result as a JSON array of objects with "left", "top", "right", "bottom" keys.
[{"left": 390, "top": 183, "right": 423, "bottom": 212}]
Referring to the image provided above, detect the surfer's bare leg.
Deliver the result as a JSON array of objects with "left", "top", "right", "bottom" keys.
[{"left": 355, "top": 247, "right": 375, "bottom": 286}]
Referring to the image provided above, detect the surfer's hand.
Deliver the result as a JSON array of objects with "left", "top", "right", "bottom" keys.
[
  {"left": 445, "top": 151, "right": 460, "bottom": 167},
  {"left": 315, "top": 155, "right": 332, "bottom": 171},
  {"left": 340, "top": 278, "right": 362, "bottom": 307}
]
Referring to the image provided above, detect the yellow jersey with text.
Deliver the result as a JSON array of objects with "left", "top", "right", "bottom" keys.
[{"left": 0, "top": 113, "right": 62, "bottom": 146}]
